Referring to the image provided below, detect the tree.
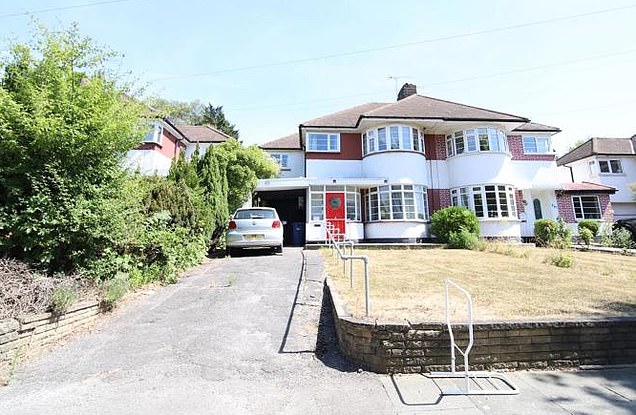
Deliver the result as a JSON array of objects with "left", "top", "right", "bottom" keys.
[
  {"left": 199, "top": 103, "right": 239, "bottom": 138},
  {"left": 0, "top": 24, "right": 145, "bottom": 271}
]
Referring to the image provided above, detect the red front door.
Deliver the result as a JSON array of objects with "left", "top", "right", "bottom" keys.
[{"left": 325, "top": 192, "right": 346, "bottom": 239}]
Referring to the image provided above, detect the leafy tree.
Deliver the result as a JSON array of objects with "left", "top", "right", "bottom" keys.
[
  {"left": 198, "top": 103, "right": 239, "bottom": 138},
  {"left": 0, "top": 24, "right": 145, "bottom": 271}
]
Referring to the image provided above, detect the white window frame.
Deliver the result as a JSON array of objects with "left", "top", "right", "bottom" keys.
[
  {"left": 306, "top": 132, "right": 340, "bottom": 152},
  {"left": 362, "top": 125, "right": 424, "bottom": 156},
  {"left": 572, "top": 195, "right": 601, "bottom": 220},
  {"left": 450, "top": 184, "right": 517, "bottom": 219},
  {"left": 598, "top": 159, "right": 623, "bottom": 174},
  {"left": 309, "top": 185, "right": 361, "bottom": 222},
  {"left": 270, "top": 153, "right": 289, "bottom": 168},
  {"left": 446, "top": 127, "right": 509, "bottom": 158},
  {"left": 364, "top": 184, "right": 428, "bottom": 222},
  {"left": 522, "top": 135, "right": 551, "bottom": 154},
  {"left": 143, "top": 122, "right": 163, "bottom": 145}
]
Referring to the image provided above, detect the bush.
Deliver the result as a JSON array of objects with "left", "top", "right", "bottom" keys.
[
  {"left": 50, "top": 286, "right": 77, "bottom": 315},
  {"left": 579, "top": 227, "right": 594, "bottom": 246},
  {"left": 546, "top": 252, "right": 574, "bottom": 268},
  {"left": 601, "top": 227, "right": 635, "bottom": 250},
  {"left": 447, "top": 229, "right": 480, "bottom": 250},
  {"left": 431, "top": 207, "right": 479, "bottom": 243},
  {"left": 101, "top": 274, "right": 130, "bottom": 310},
  {"left": 578, "top": 220, "right": 599, "bottom": 237},
  {"left": 534, "top": 218, "right": 572, "bottom": 249}
]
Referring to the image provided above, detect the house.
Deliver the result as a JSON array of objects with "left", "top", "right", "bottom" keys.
[
  {"left": 255, "top": 83, "right": 615, "bottom": 245},
  {"left": 557, "top": 136, "right": 636, "bottom": 220},
  {"left": 124, "top": 119, "right": 231, "bottom": 176}
]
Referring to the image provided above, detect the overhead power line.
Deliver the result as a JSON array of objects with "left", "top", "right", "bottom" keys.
[
  {"left": 151, "top": 4, "right": 636, "bottom": 81},
  {"left": 0, "top": 0, "right": 144, "bottom": 19}
]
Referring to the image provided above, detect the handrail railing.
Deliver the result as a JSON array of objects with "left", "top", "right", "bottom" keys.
[{"left": 324, "top": 222, "right": 371, "bottom": 317}]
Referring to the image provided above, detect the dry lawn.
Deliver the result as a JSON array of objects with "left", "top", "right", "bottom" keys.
[{"left": 322, "top": 244, "right": 636, "bottom": 322}]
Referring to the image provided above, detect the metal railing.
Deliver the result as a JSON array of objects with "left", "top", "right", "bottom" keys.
[{"left": 325, "top": 222, "right": 371, "bottom": 317}]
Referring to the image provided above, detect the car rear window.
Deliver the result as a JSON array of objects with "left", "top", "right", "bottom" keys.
[{"left": 234, "top": 209, "right": 276, "bottom": 219}]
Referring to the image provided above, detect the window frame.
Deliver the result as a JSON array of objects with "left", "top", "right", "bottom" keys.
[
  {"left": 362, "top": 124, "right": 424, "bottom": 156},
  {"left": 450, "top": 184, "right": 517, "bottom": 219},
  {"left": 309, "top": 185, "right": 361, "bottom": 222},
  {"left": 446, "top": 127, "right": 509, "bottom": 158},
  {"left": 522, "top": 135, "right": 551, "bottom": 154},
  {"left": 572, "top": 195, "right": 601, "bottom": 220},
  {"left": 306, "top": 132, "right": 340, "bottom": 153},
  {"left": 598, "top": 159, "right": 623, "bottom": 174},
  {"left": 364, "top": 184, "right": 428, "bottom": 222},
  {"left": 143, "top": 122, "right": 163, "bottom": 145},
  {"left": 270, "top": 153, "right": 289, "bottom": 169}
]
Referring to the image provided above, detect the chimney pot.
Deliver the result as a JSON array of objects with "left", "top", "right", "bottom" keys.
[{"left": 397, "top": 83, "right": 417, "bottom": 100}]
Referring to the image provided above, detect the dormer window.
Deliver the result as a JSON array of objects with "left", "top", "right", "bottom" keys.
[
  {"left": 522, "top": 135, "right": 551, "bottom": 154},
  {"left": 598, "top": 159, "right": 623, "bottom": 174},
  {"left": 446, "top": 128, "right": 508, "bottom": 158},
  {"left": 363, "top": 125, "right": 423, "bottom": 156},
  {"left": 307, "top": 132, "right": 339, "bottom": 152},
  {"left": 143, "top": 122, "right": 163, "bottom": 145}
]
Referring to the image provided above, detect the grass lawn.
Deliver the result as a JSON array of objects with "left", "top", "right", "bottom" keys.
[{"left": 322, "top": 244, "right": 636, "bottom": 322}]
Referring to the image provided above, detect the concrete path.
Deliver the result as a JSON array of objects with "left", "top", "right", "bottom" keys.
[{"left": 1, "top": 248, "right": 634, "bottom": 414}]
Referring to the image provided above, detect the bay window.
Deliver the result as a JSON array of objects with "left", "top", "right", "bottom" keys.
[
  {"left": 446, "top": 127, "right": 508, "bottom": 158},
  {"left": 363, "top": 125, "right": 423, "bottom": 156},
  {"left": 451, "top": 184, "right": 517, "bottom": 219},
  {"left": 365, "top": 185, "right": 428, "bottom": 221}
]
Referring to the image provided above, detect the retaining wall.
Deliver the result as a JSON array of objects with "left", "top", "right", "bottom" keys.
[
  {"left": 1, "top": 301, "right": 101, "bottom": 381},
  {"left": 327, "top": 279, "right": 636, "bottom": 373}
]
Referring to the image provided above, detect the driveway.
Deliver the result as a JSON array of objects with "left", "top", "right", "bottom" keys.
[{"left": 1, "top": 248, "right": 634, "bottom": 414}]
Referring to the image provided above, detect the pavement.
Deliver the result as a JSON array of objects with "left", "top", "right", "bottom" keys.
[{"left": 0, "top": 247, "right": 634, "bottom": 414}]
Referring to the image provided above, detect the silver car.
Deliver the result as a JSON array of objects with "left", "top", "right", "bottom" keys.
[{"left": 226, "top": 207, "right": 284, "bottom": 256}]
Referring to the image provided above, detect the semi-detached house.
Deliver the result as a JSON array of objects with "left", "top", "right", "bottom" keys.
[{"left": 256, "top": 83, "right": 615, "bottom": 245}]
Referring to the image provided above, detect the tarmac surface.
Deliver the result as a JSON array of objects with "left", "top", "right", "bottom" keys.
[{"left": 0, "top": 247, "right": 634, "bottom": 414}]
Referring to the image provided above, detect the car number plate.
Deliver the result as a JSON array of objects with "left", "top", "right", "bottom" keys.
[{"left": 245, "top": 234, "right": 264, "bottom": 240}]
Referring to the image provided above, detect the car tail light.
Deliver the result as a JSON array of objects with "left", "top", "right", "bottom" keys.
[
  {"left": 272, "top": 220, "right": 281, "bottom": 229},
  {"left": 228, "top": 220, "right": 237, "bottom": 230}
]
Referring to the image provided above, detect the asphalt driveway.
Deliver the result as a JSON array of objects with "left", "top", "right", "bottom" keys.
[{"left": 1, "top": 247, "right": 634, "bottom": 414}]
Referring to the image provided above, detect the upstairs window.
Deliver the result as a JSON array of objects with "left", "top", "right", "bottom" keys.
[
  {"left": 598, "top": 159, "right": 623, "bottom": 174},
  {"left": 143, "top": 122, "right": 163, "bottom": 145},
  {"left": 270, "top": 153, "right": 289, "bottom": 168},
  {"left": 446, "top": 128, "right": 508, "bottom": 158},
  {"left": 523, "top": 135, "right": 551, "bottom": 154},
  {"left": 363, "top": 125, "right": 423, "bottom": 156},
  {"left": 307, "top": 132, "right": 339, "bottom": 152}
]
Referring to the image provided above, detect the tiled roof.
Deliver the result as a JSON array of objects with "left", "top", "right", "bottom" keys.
[
  {"left": 560, "top": 182, "right": 616, "bottom": 193},
  {"left": 557, "top": 137, "right": 635, "bottom": 166},
  {"left": 300, "top": 95, "right": 529, "bottom": 128},
  {"left": 260, "top": 133, "right": 302, "bottom": 150},
  {"left": 512, "top": 122, "right": 561, "bottom": 133},
  {"left": 174, "top": 124, "right": 232, "bottom": 143}
]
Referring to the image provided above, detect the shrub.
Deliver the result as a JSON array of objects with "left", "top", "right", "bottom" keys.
[
  {"left": 534, "top": 218, "right": 572, "bottom": 249},
  {"left": 431, "top": 207, "right": 479, "bottom": 243},
  {"left": 579, "top": 227, "right": 594, "bottom": 246},
  {"left": 447, "top": 228, "right": 480, "bottom": 250},
  {"left": 101, "top": 274, "right": 130, "bottom": 310},
  {"left": 601, "top": 227, "right": 635, "bottom": 250},
  {"left": 50, "top": 286, "right": 77, "bottom": 315},
  {"left": 578, "top": 220, "right": 599, "bottom": 237},
  {"left": 546, "top": 251, "right": 574, "bottom": 268}
]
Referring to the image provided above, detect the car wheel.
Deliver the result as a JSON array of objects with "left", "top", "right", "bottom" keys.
[{"left": 274, "top": 245, "right": 283, "bottom": 254}]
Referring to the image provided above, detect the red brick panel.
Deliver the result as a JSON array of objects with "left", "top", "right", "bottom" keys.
[
  {"left": 515, "top": 189, "right": 525, "bottom": 216},
  {"left": 136, "top": 129, "right": 184, "bottom": 160},
  {"left": 428, "top": 188, "right": 451, "bottom": 214},
  {"left": 599, "top": 194, "right": 613, "bottom": 222},
  {"left": 424, "top": 134, "right": 447, "bottom": 160},
  {"left": 508, "top": 135, "right": 556, "bottom": 161},
  {"left": 306, "top": 133, "right": 362, "bottom": 160},
  {"left": 556, "top": 193, "right": 576, "bottom": 223}
]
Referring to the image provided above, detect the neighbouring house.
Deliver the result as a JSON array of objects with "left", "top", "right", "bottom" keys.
[
  {"left": 255, "top": 83, "right": 615, "bottom": 245},
  {"left": 124, "top": 118, "right": 231, "bottom": 176},
  {"left": 557, "top": 136, "right": 636, "bottom": 220}
]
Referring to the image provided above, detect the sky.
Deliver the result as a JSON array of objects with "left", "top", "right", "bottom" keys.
[{"left": 1, "top": 0, "right": 636, "bottom": 155}]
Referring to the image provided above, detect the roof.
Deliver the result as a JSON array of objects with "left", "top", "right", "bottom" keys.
[
  {"left": 560, "top": 181, "right": 616, "bottom": 193},
  {"left": 173, "top": 124, "right": 232, "bottom": 143},
  {"left": 300, "top": 94, "right": 529, "bottom": 128},
  {"left": 512, "top": 122, "right": 561, "bottom": 133},
  {"left": 260, "top": 133, "right": 302, "bottom": 150},
  {"left": 557, "top": 137, "right": 636, "bottom": 166}
]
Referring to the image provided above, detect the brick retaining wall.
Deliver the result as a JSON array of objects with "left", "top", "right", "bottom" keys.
[
  {"left": 327, "top": 278, "right": 636, "bottom": 373},
  {"left": 1, "top": 301, "right": 101, "bottom": 381}
]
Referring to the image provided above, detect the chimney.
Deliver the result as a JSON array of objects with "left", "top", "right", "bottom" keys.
[{"left": 397, "top": 83, "right": 417, "bottom": 100}]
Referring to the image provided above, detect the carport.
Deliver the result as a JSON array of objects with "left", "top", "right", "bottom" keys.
[{"left": 254, "top": 188, "right": 307, "bottom": 246}]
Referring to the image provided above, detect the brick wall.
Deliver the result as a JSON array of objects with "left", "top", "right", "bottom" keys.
[
  {"left": 515, "top": 189, "right": 525, "bottom": 216},
  {"left": 428, "top": 189, "right": 451, "bottom": 214},
  {"left": 327, "top": 279, "right": 636, "bottom": 373},
  {"left": 508, "top": 135, "right": 556, "bottom": 161},
  {"left": 1, "top": 302, "right": 102, "bottom": 381},
  {"left": 424, "top": 134, "right": 446, "bottom": 160},
  {"left": 600, "top": 194, "right": 613, "bottom": 222},
  {"left": 557, "top": 193, "right": 614, "bottom": 223}
]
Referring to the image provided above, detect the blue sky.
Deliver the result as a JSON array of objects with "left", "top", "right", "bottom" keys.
[{"left": 2, "top": 0, "right": 636, "bottom": 154}]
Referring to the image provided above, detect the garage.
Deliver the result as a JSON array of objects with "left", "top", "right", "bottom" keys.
[{"left": 254, "top": 189, "right": 307, "bottom": 246}]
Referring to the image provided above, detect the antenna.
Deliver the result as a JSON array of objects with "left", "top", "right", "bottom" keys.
[{"left": 387, "top": 75, "right": 410, "bottom": 95}]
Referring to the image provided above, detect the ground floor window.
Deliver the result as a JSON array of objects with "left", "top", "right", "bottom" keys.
[
  {"left": 572, "top": 195, "right": 601, "bottom": 219},
  {"left": 451, "top": 184, "right": 517, "bottom": 219},
  {"left": 364, "top": 185, "right": 428, "bottom": 221},
  {"left": 309, "top": 185, "right": 361, "bottom": 221}
]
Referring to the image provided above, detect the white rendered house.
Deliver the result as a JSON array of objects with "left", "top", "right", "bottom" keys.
[{"left": 256, "top": 84, "right": 615, "bottom": 245}]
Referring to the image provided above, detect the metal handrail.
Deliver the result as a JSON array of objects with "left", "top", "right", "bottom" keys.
[
  {"left": 445, "top": 279, "right": 474, "bottom": 392},
  {"left": 325, "top": 223, "right": 371, "bottom": 317}
]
